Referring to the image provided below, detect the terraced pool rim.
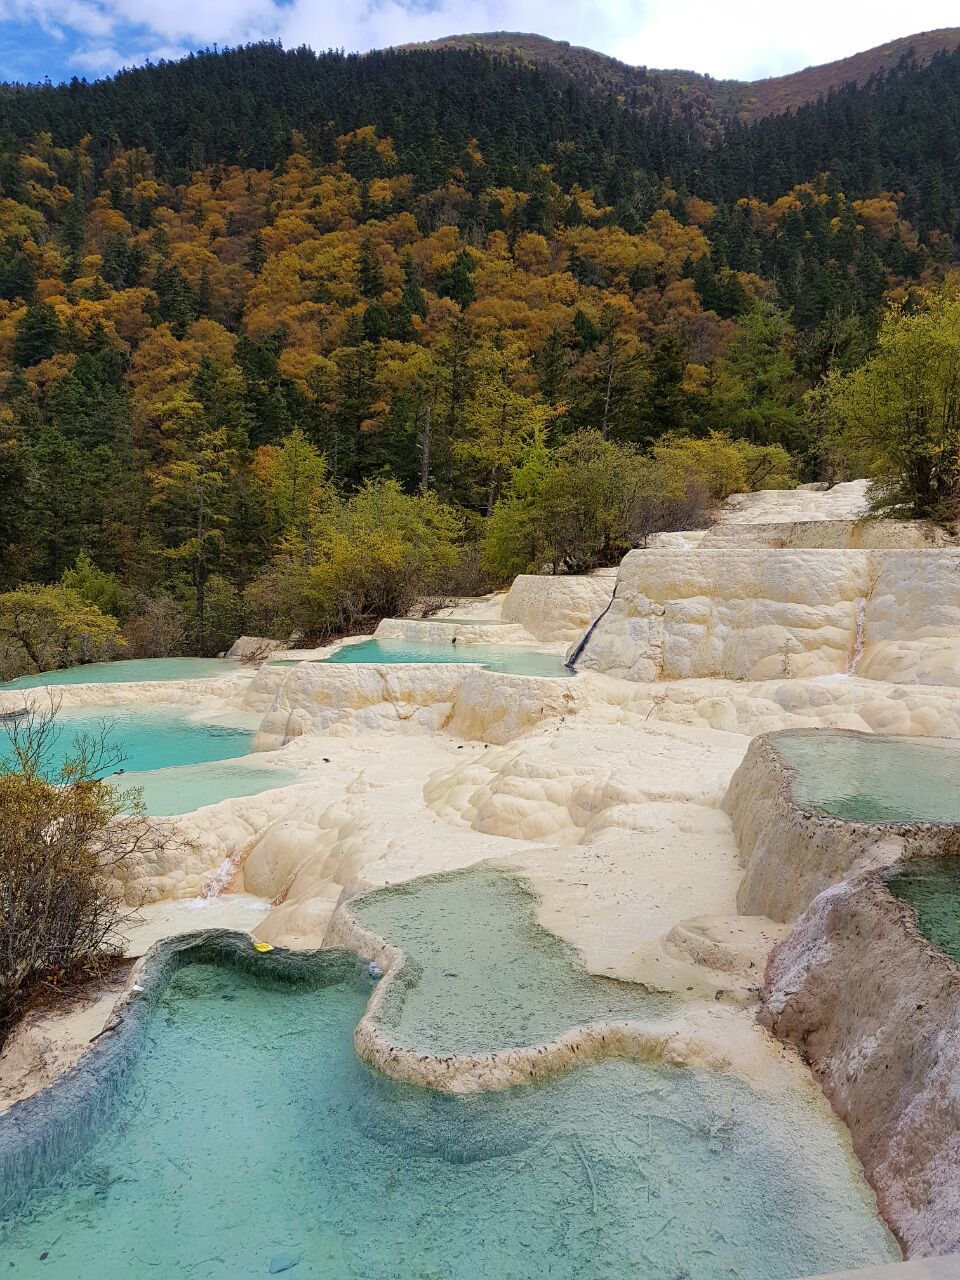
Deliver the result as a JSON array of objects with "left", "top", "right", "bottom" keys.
[
  {"left": 0, "top": 932, "right": 364, "bottom": 1220},
  {"left": 766, "top": 728, "right": 960, "bottom": 829},
  {"left": 327, "top": 866, "right": 687, "bottom": 1093},
  {"left": 272, "top": 637, "right": 577, "bottom": 678},
  {"left": 0, "top": 658, "right": 248, "bottom": 690}
]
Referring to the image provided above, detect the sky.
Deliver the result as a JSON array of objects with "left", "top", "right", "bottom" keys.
[{"left": 0, "top": 0, "right": 959, "bottom": 86}]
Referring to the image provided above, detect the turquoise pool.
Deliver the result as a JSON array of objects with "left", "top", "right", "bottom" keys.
[
  {"left": 120, "top": 760, "right": 300, "bottom": 816},
  {"left": 774, "top": 730, "right": 960, "bottom": 824},
  {"left": 0, "top": 937, "right": 897, "bottom": 1279},
  {"left": 887, "top": 856, "right": 960, "bottom": 964},
  {"left": 7, "top": 707, "right": 254, "bottom": 776},
  {"left": 0, "top": 709, "right": 294, "bottom": 815},
  {"left": 293, "top": 638, "right": 574, "bottom": 678},
  {"left": 2, "top": 658, "right": 241, "bottom": 689},
  {"left": 353, "top": 867, "right": 672, "bottom": 1053}
]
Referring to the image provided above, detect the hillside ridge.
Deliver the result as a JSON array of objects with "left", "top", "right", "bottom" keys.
[{"left": 410, "top": 27, "right": 960, "bottom": 118}]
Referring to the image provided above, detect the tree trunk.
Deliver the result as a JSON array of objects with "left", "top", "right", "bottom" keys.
[
  {"left": 601, "top": 348, "right": 615, "bottom": 438},
  {"left": 195, "top": 481, "right": 206, "bottom": 656},
  {"left": 486, "top": 464, "right": 502, "bottom": 517},
  {"left": 486, "top": 400, "right": 507, "bottom": 516},
  {"left": 13, "top": 628, "right": 42, "bottom": 672},
  {"left": 420, "top": 402, "right": 431, "bottom": 493}
]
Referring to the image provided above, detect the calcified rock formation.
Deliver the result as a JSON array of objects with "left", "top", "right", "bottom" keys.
[
  {"left": 575, "top": 547, "right": 960, "bottom": 686},
  {"left": 725, "top": 728, "right": 960, "bottom": 1255},
  {"left": 699, "top": 519, "right": 954, "bottom": 549},
  {"left": 248, "top": 662, "right": 583, "bottom": 750},
  {"left": 724, "top": 732, "right": 960, "bottom": 922},
  {"left": 763, "top": 876, "right": 960, "bottom": 1258},
  {"left": 719, "top": 479, "right": 871, "bottom": 524},
  {"left": 576, "top": 548, "right": 872, "bottom": 680},
  {"left": 500, "top": 570, "right": 615, "bottom": 644}
]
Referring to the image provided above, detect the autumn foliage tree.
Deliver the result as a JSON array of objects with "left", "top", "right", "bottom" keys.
[
  {"left": 822, "top": 283, "right": 960, "bottom": 522},
  {"left": 0, "top": 41, "right": 955, "bottom": 646},
  {"left": 0, "top": 585, "right": 121, "bottom": 680}
]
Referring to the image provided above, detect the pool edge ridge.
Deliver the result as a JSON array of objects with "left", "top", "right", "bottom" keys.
[
  {"left": 326, "top": 893, "right": 726, "bottom": 1095},
  {"left": 762, "top": 871, "right": 960, "bottom": 1260},
  {"left": 803, "top": 1256, "right": 960, "bottom": 1280},
  {"left": 0, "top": 930, "right": 361, "bottom": 1221},
  {"left": 725, "top": 729, "right": 960, "bottom": 923}
]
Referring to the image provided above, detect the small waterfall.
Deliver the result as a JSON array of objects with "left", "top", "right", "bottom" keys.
[
  {"left": 847, "top": 597, "right": 867, "bottom": 675},
  {"left": 202, "top": 854, "right": 239, "bottom": 898},
  {"left": 566, "top": 584, "right": 618, "bottom": 670}
]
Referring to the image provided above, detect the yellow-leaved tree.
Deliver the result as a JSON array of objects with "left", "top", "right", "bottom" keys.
[{"left": 820, "top": 283, "right": 960, "bottom": 521}]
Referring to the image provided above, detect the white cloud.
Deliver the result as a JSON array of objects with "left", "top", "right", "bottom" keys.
[
  {"left": 276, "top": 0, "right": 641, "bottom": 59},
  {"left": 70, "top": 40, "right": 186, "bottom": 72},
  {"left": 3, "top": 0, "right": 960, "bottom": 81},
  {"left": 610, "top": 0, "right": 960, "bottom": 80}
]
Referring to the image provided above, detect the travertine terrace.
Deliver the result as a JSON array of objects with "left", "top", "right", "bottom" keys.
[{"left": 3, "top": 479, "right": 960, "bottom": 1269}]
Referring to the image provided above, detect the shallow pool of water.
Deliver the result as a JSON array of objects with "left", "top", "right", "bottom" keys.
[
  {"left": 0, "top": 708, "right": 288, "bottom": 815},
  {"left": 0, "top": 945, "right": 896, "bottom": 1279},
  {"left": 322, "top": 638, "right": 575, "bottom": 677},
  {"left": 353, "top": 868, "right": 672, "bottom": 1053},
  {"left": 129, "top": 760, "right": 300, "bottom": 816},
  {"left": 774, "top": 730, "right": 960, "bottom": 824},
  {"left": 3, "top": 707, "right": 254, "bottom": 776},
  {"left": 887, "top": 856, "right": 960, "bottom": 964},
  {"left": 2, "top": 658, "right": 241, "bottom": 689}
]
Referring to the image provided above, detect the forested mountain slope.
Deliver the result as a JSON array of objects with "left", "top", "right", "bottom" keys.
[
  {"left": 417, "top": 28, "right": 960, "bottom": 120},
  {"left": 0, "top": 38, "right": 958, "bottom": 656},
  {"left": 732, "top": 26, "right": 960, "bottom": 117}
]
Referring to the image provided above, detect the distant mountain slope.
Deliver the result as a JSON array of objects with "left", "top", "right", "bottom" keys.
[
  {"left": 406, "top": 29, "right": 731, "bottom": 138},
  {"left": 407, "top": 31, "right": 732, "bottom": 124},
  {"left": 412, "top": 28, "right": 960, "bottom": 120},
  {"left": 410, "top": 31, "right": 689, "bottom": 95},
  {"left": 740, "top": 26, "right": 960, "bottom": 117}
]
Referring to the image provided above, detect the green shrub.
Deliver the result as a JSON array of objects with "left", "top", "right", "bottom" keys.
[
  {"left": 245, "top": 479, "right": 464, "bottom": 641},
  {"left": 484, "top": 429, "right": 791, "bottom": 578},
  {"left": 0, "top": 703, "right": 162, "bottom": 1044},
  {"left": 60, "top": 553, "right": 134, "bottom": 622},
  {"left": 0, "top": 584, "right": 122, "bottom": 679}
]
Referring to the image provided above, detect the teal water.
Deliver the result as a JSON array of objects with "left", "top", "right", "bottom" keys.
[
  {"left": 887, "top": 856, "right": 960, "bottom": 964},
  {"left": 1, "top": 707, "right": 253, "bottom": 777},
  {"left": 774, "top": 730, "right": 960, "bottom": 824},
  {"left": 354, "top": 867, "right": 672, "bottom": 1052},
  {"left": 0, "top": 957, "right": 896, "bottom": 1279},
  {"left": 2, "top": 658, "right": 240, "bottom": 689},
  {"left": 0, "top": 709, "right": 288, "bottom": 815},
  {"left": 126, "top": 760, "right": 300, "bottom": 816},
  {"left": 321, "top": 638, "right": 575, "bottom": 678}
]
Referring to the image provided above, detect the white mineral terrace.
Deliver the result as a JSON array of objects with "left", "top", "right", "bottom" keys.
[{"left": 3, "top": 481, "right": 960, "bottom": 1275}]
